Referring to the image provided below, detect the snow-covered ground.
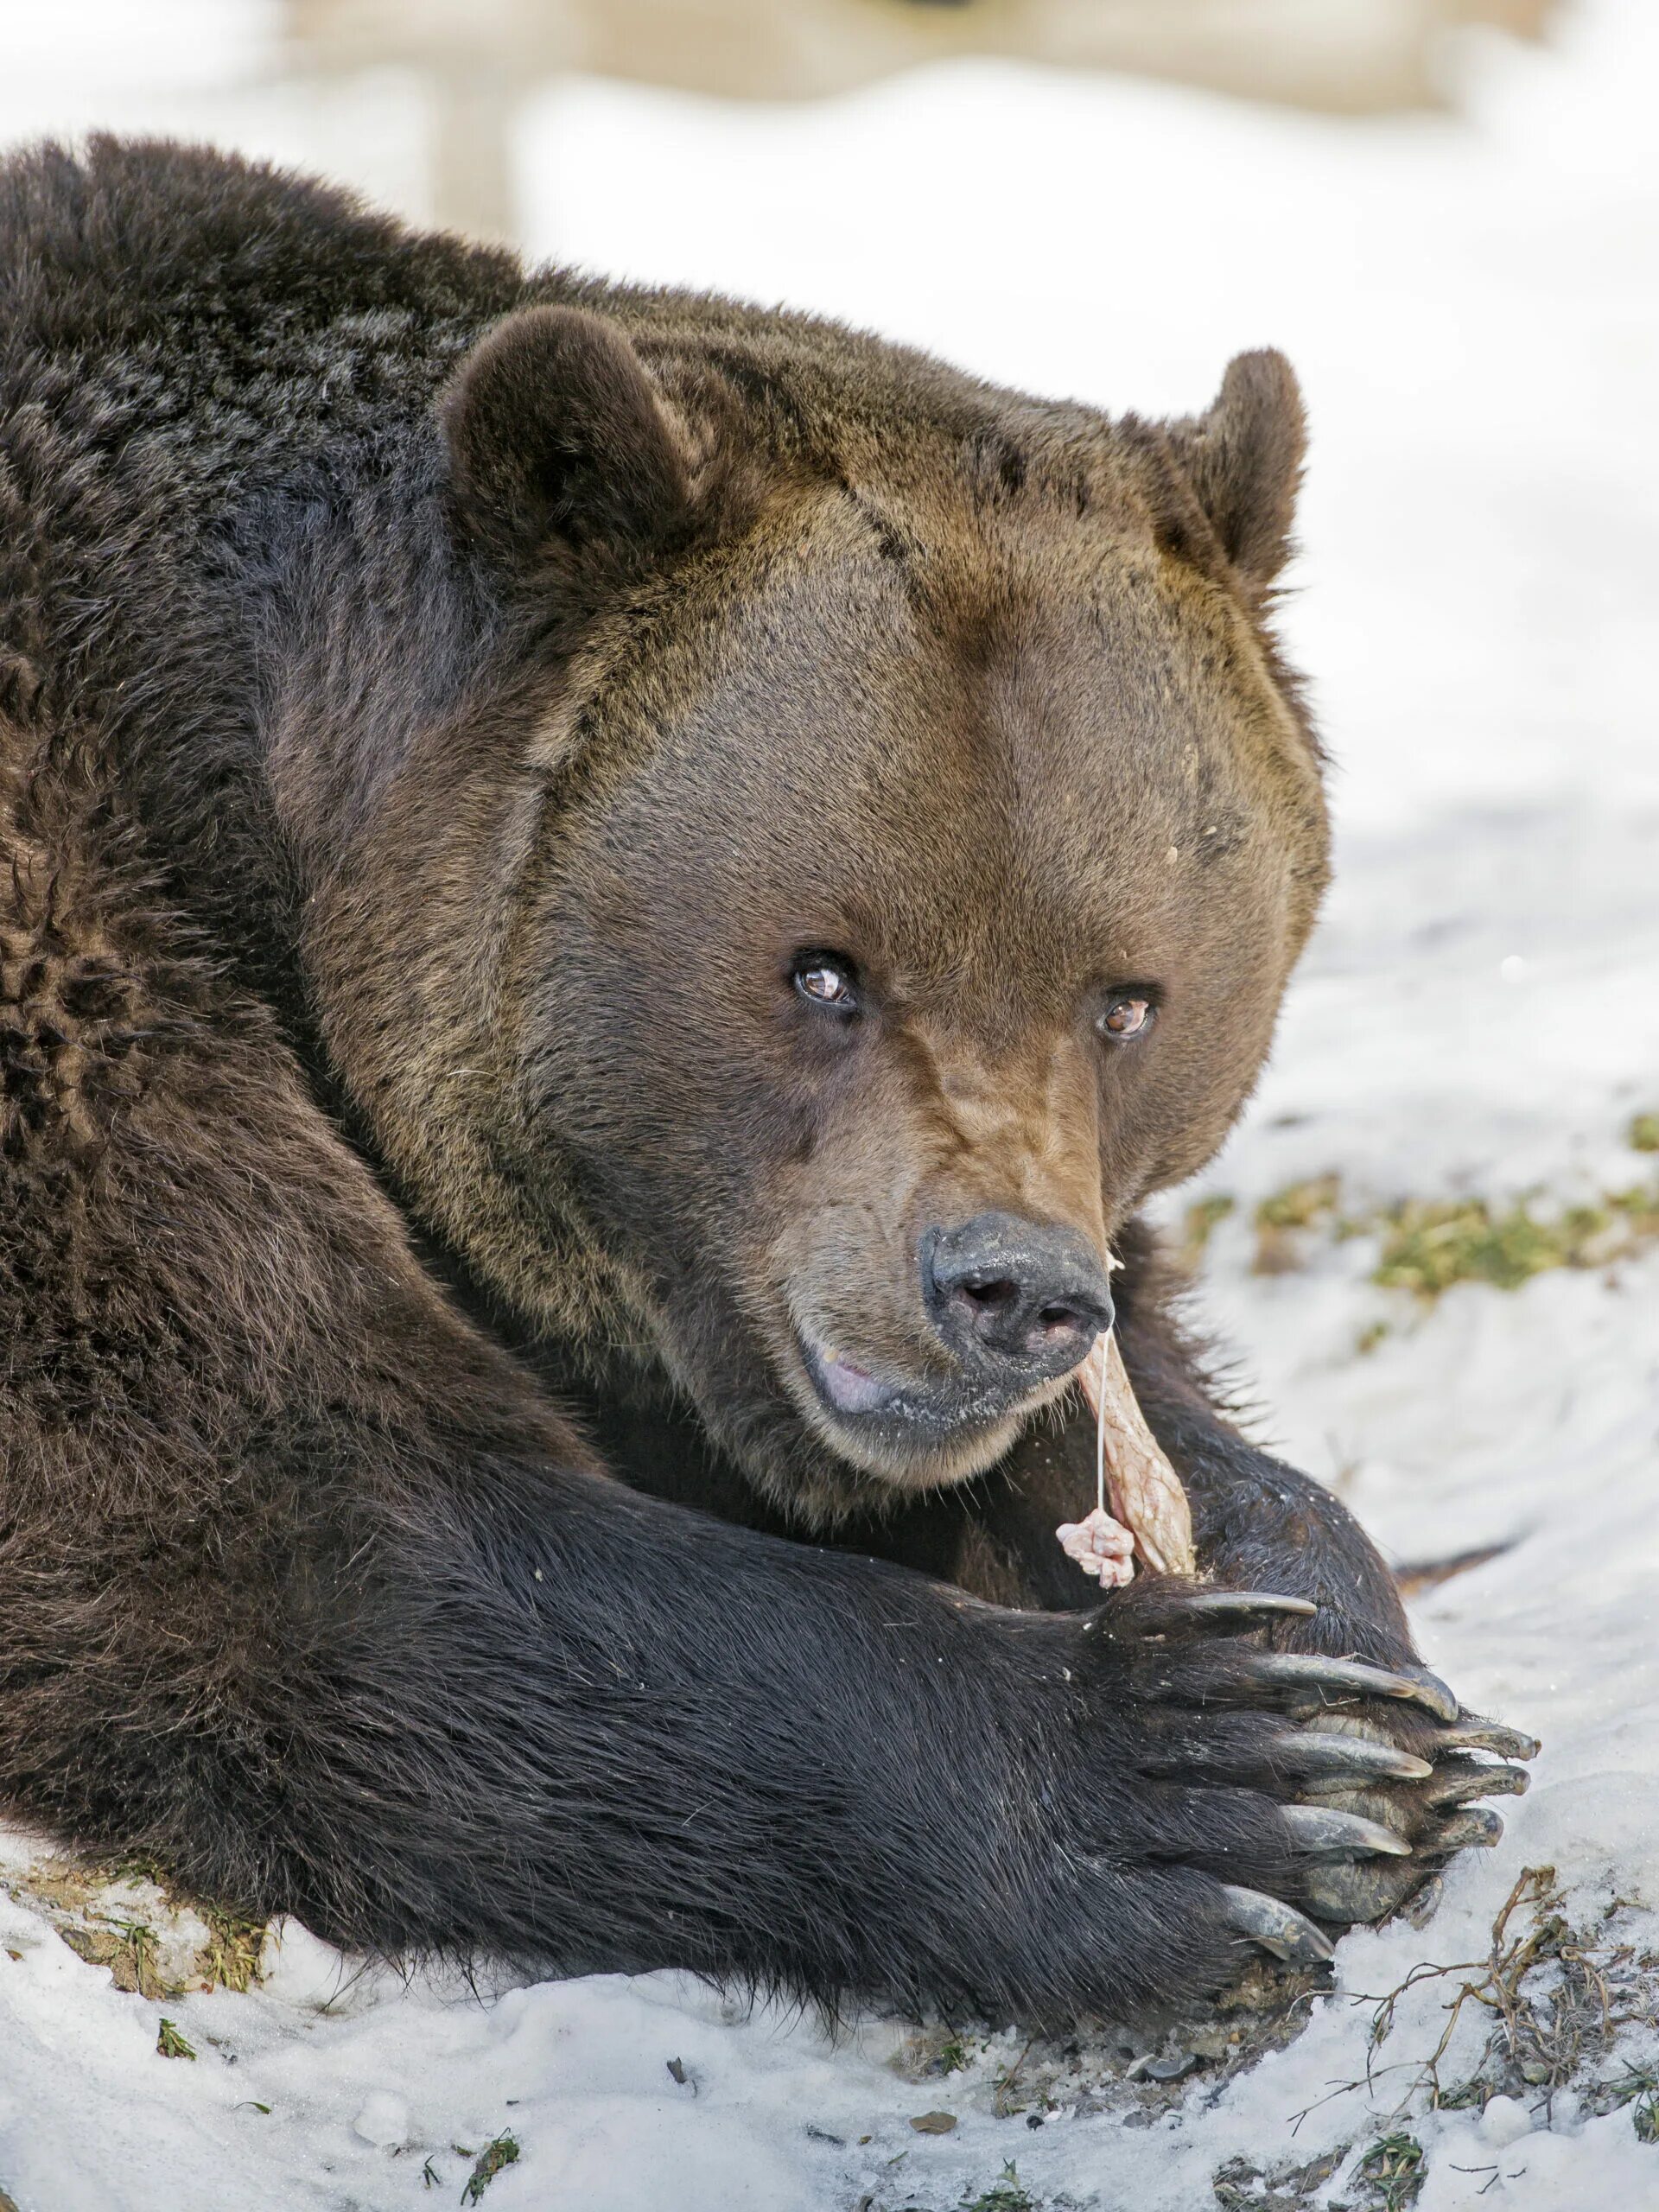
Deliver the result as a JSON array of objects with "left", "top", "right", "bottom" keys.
[{"left": 2, "top": 3, "right": 1657, "bottom": 2207}]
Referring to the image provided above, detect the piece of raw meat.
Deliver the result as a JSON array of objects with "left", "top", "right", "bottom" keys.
[{"left": 1056, "top": 1330, "right": 1196, "bottom": 1584}]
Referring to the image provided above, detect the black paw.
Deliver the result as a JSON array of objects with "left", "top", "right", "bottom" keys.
[
  {"left": 1131, "top": 1585, "right": 1541, "bottom": 1930},
  {"left": 1065, "top": 1587, "right": 1536, "bottom": 1974},
  {"left": 1052, "top": 1589, "right": 1482, "bottom": 1987}
]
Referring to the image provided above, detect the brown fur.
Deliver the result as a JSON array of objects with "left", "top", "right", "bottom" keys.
[{"left": 0, "top": 140, "right": 1509, "bottom": 2024}]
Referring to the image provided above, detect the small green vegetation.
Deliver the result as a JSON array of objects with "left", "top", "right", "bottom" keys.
[
  {"left": 1236, "top": 1166, "right": 1659, "bottom": 1301},
  {"left": 1252, "top": 1175, "right": 1341, "bottom": 1274},
  {"left": 1370, "top": 1197, "right": 1611, "bottom": 1297},
  {"left": 1181, "top": 1192, "right": 1236, "bottom": 1268},
  {"left": 1630, "top": 1111, "right": 1659, "bottom": 1154},
  {"left": 1586, "top": 2063, "right": 1659, "bottom": 2145},
  {"left": 1256, "top": 1173, "right": 1343, "bottom": 1230},
  {"left": 16, "top": 1853, "right": 270, "bottom": 1999},
  {"left": 109, "top": 1920, "right": 158, "bottom": 1999},
  {"left": 961, "top": 2164, "right": 1035, "bottom": 2212},
  {"left": 1372, "top": 1184, "right": 1659, "bottom": 1298},
  {"left": 156, "top": 2018, "right": 196, "bottom": 2060},
  {"left": 1213, "top": 2149, "right": 1344, "bottom": 2209},
  {"left": 1352, "top": 2133, "right": 1425, "bottom": 2210},
  {"left": 1356, "top": 1319, "right": 1390, "bottom": 1356},
  {"left": 1365, "top": 1864, "right": 1659, "bottom": 2152},
  {"left": 198, "top": 1904, "right": 266, "bottom": 1993},
  {"left": 461, "top": 2134, "right": 520, "bottom": 2204},
  {"left": 1221, "top": 1868, "right": 1659, "bottom": 2207},
  {"left": 991, "top": 2038, "right": 1046, "bottom": 2120},
  {"left": 1430, "top": 2075, "right": 1485, "bottom": 2111},
  {"left": 895, "top": 2023, "right": 983, "bottom": 2081}
]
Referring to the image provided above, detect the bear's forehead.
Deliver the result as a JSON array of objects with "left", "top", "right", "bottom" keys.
[
  {"left": 626, "top": 495, "right": 1296, "bottom": 865},
  {"left": 560, "top": 492, "right": 1316, "bottom": 1008}
]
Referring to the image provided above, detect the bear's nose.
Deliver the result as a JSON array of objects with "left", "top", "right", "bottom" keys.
[{"left": 921, "top": 1211, "right": 1114, "bottom": 1384}]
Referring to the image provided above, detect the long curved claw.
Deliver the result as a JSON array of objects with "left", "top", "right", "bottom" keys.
[
  {"left": 1428, "top": 1806, "right": 1505, "bottom": 1852},
  {"left": 1402, "top": 1872, "right": 1446, "bottom": 1929},
  {"left": 1438, "top": 1718, "right": 1541, "bottom": 1762},
  {"left": 1220, "top": 1884, "right": 1335, "bottom": 1965},
  {"left": 1170, "top": 1591, "right": 1319, "bottom": 1625},
  {"left": 1282, "top": 1805, "right": 1412, "bottom": 1858},
  {"left": 1421, "top": 1759, "right": 1531, "bottom": 1809},
  {"left": 1278, "top": 1731, "right": 1433, "bottom": 1784},
  {"left": 1249, "top": 1652, "right": 1459, "bottom": 1720},
  {"left": 1401, "top": 1668, "right": 1461, "bottom": 1725}
]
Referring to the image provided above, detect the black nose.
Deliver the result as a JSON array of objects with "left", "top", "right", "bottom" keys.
[{"left": 921, "top": 1211, "right": 1114, "bottom": 1383}]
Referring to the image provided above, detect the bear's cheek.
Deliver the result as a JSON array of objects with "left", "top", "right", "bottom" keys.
[
  {"left": 741, "top": 1105, "right": 942, "bottom": 1377},
  {"left": 1135, "top": 963, "right": 1296, "bottom": 1188}
]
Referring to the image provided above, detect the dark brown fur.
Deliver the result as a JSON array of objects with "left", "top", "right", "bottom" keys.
[{"left": 0, "top": 138, "right": 1514, "bottom": 2024}]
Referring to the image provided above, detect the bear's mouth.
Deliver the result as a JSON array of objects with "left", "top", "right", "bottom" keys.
[{"left": 791, "top": 1325, "right": 1065, "bottom": 1479}]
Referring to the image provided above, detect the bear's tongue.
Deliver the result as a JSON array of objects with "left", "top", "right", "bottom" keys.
[{"left": 816, "top": 1353, "right": 892, "bottom": 1416}]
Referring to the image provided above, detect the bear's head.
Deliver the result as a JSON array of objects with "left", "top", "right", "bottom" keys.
[{"left": 310, "top": 303, "right": 1328, "bottom": 1525}]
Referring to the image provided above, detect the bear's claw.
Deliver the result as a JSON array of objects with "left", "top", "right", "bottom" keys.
[
  {"left": 1291, "top": 1705, "right": 1537, "bottom": 1928},
  {"left": 1400, "top": 1666, "right": 1461, "bottom": 1724},
  {"left": 1221, "top": 1885, "right": 1335, "bottom": 1966},
  {"left": 1427, "top": 1806, "right": 1505, "bottom": 1852},
  {"left": 1437, "top": 1718, "right": 1541, "bottom": 1761},
  {"left": 1168, "top": 1589, "right": 1319, "bottom": 1624},
  {"left": 1421, "top": 1758, "right": 1531, "bottom": 1808},
  {"left": 1282, "top": 1805, "right": 1412, "bottom": 1858},
  {"left": 1278, "top": 1732, "right": 1433, "bottom": 1783},
  {"left": 1248, "top": 1651, "right": 1459, "bottom": 1719}
]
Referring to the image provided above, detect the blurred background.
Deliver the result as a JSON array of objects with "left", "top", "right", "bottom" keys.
[
  {"left": 0, "top": 0, "right": 1567, "bottom": 247},
  {"left": 0, "top": 1, "right": 1577, "bottom": 245}
]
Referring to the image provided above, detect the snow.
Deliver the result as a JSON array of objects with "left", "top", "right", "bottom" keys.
[{"left": 3, "top": 3, "right": 1658, "bottom": 2205}]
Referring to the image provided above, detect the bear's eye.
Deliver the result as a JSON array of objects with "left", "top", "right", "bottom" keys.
[
  {"left": 791, "top": 952, "right": 860, "bottom": 1013},
  {"left": 1097, "top": 992, "right": 1156, "bottom": 1042}
]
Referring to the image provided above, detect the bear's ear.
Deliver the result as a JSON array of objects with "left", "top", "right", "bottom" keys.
[
  {"left": 441, "top": 305, "right": 693, "bottom": 573},
  {"left": 1160, "top": 350, "right": 1306, "bottom": 598}
]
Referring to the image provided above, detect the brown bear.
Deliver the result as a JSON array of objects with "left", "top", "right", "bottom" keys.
[{"left": 0, "top": 137, "right": 1532, "bottom": 2026}]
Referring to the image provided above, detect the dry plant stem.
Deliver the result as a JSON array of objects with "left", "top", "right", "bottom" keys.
[{"left": 1077, "top": 1330, "right": 1198, "bottom": 1578}]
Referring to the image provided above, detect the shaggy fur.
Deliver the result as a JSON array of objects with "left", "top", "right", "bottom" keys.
[{"left": 0, "top": 138, "right": 1499, "bottom": 2024}]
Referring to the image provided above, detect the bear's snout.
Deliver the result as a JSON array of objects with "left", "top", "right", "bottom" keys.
[
  {"left": 784, "top": 1200, "right": 1115, "bottom": 1484},
  {"left": 920, "top": 1211, "right": 1113, "bottom": 1387}
]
